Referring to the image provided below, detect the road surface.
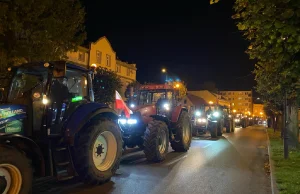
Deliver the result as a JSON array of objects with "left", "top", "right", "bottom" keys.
[{"left": 33, "top": 126, "right": 271, "bottom": 194}]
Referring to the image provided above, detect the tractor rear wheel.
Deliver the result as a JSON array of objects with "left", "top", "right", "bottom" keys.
[
  {"left": 0, "top": 145, "right": 32, "bottom": 194},
  {"left": 171, "top": 111, "right": 192, "bottom": 152},
  {"left": 144, "top": 120, "right": 169, "bottom": 162},
  {"left": 73, "top": 118, "right": 123, "bottom": 184}
]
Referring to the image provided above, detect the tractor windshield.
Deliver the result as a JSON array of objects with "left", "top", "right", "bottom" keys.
[
  {"left": 138, "top": 90, "right": 173, "bottom": 105},
  {"left": 8, "top": 66, "right": 48, "bottom": 103}
]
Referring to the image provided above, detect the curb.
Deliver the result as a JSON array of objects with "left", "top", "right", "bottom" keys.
[{"left": 265, "top": 128, "right": 279, "bottom": 194}]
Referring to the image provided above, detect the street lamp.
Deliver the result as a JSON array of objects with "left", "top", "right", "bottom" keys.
[
  {"left": 175, "top": 83, "right": 180, "bottom": 88},
  {"left": 161, "top": 68, "right": 168, "bottom": 82}
]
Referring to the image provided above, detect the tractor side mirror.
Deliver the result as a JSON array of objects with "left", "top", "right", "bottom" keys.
[{"left": 52, "top": 61, "right": 66, "bottom": 78}]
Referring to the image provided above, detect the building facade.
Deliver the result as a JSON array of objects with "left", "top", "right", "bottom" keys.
[
  {"left": 253, "top": 103, "right": 264, "bottom": 117},
  {"left": 66, "top": 46, "right": 89, "bottom": 68},
  {"left": 66, "top": 36, "right": 137, "bottom": 98},
  {"left": 116, "top": 59, "right": 137, "bottom": 97},
  {"left": 219, "top": 91, "right": 253, "bottom": 114}
]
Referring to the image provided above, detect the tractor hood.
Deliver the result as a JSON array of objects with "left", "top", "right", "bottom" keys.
[
  {"left": 0, "top": 104, "right": 27, "bottom": 134},
  {"left": 130, "top": 104, "right": 156, "bottom": 123}
]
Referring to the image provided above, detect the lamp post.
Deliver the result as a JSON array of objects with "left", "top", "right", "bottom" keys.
[{"left": 162, "top": 68, "right": 168, "bottom": 83}]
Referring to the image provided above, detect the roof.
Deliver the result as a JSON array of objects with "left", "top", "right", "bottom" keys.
[
  {"left": 18, "top": 61, "right": 89, "bottom": 72},
  {"left": 90, "top": 36, "right": 116, "bottom": 54},
  {"left": 186, "top": 93, "right": 208, "bottom": 106}
]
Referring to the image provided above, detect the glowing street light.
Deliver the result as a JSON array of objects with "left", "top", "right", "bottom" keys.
[
  {"left": 175, "top": 83, "right": 180, "bottom": 88},
  {"left": 233, "top": 109, "right": 237, "bottom": 113},
  {"left": 162, "top": 68, "right": 166, "bottom": 73}
]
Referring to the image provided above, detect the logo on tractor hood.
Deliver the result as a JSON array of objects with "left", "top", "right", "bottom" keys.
[{"left": 0, "top": 105, "right": 26, "bottom": 124}]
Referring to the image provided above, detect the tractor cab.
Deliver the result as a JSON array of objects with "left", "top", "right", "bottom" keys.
[
  {"left": 130, "top": 84, "right": 179, "bottom": 115},
  {"left": 2, "top": 61, "right": 93, "bottom": 137}
]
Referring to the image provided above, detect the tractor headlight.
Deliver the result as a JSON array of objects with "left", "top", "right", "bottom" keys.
[
  {"left": 195, "top": 111, "right": 201, "bottom": 116},
  {"left": 42, "top": 95, "right": 49, "bottom": 105},
  {"left": 127, "top": 119, "right": 137, "bottom": 124},
  {"left": 118, "top": 118, "right": 137, "bottom": 125},
  {"left": 235, "top": 119, "right": 240, "bottom": 122},
  {"left": 197, "top": 118, "right": 207, "bottom": 123},
  {"left": 163, "top": 103, "right": 170, "bottom": 110},
  {"left": 119, "top": 119, "right": 127, "bottom": 125},
  {"left": 213, "top": 112, "right": 220, "bottom": 117}
]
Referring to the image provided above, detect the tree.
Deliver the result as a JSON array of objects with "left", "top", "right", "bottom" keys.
[
  {"left": 93, "top": 67, "right": 123, "bottom": 104},
  {"left": 232, "top": 0, "right": 300, "bottom": 143},
  {"left": 0, "top": 0, "right": 86, "bottom": 68}
]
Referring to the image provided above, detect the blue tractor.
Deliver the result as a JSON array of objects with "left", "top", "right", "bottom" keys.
[{"left": 0, "top": 61, "right": 123, "bottom": 194}]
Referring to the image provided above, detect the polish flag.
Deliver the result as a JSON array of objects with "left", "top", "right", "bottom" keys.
[{"left": 115, "top": 91, "right": 132, "bottom": 118}]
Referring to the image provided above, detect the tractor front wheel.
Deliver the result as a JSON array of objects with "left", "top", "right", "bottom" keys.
[
  {"left": 209, "top": 122, "right": 218, "bottom": 138},
  {"left": 144, "top": 120, "right": 169, "bottom": 162},
  {"left": 0, "top": 145, "right": 32, "bottom": 194},
  {"left": 73, "top": 118, "right": 123, "bottom": 184},
  {"left": 171, "top": 111, "right": 192, "bottom": 152}
]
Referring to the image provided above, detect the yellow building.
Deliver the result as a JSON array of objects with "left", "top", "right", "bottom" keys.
[
  {"left": 116, "top": 59, "right": 137, "bottom": 97},
  {"left": 89, "top": 36, "right": 116, "bottom": 72},
  {"left": 66, "top": 36, "right": 137, "bottom": 98},
  {"left": 253, "top": 104, "right": 265, "bottom": 117},
  {"left": 66, "top": 46, "right": 89, "bottom": 68},
  {"left": 219, "top": 91, "right": 253, "bottom": 114}
]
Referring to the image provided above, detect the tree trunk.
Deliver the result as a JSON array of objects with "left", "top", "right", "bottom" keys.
[{"left": 287, "top": 99, "right": 299, "bottom": 147}]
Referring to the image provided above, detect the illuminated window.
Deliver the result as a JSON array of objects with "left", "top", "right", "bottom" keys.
[
  {"left": 116, "top": 64, "right": 121, "bottom": 73},
  {"left": 106, "top": 54, "right": 111, "bottom": 67},
  {"left": 127, "top": 68, "right": 130, "bottom": 76},
  {"left": 96, "top": 50, "right": 102, "bottom": 63},
  {"left": 78, "top": 52, "right": 85, "bottom": 62}
]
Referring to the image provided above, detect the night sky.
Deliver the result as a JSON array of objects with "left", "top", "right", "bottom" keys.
[{"left": 82, "top": 0, "right": 255, "bottom": 91}]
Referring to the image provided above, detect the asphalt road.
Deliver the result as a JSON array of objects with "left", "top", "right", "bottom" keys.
[{"left": 33, "top": 126, "right": 271, "bottom": 194}]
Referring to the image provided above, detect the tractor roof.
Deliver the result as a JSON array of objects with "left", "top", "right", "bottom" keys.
[
  {"left": 17, "top": 61, "right": 89, "bottom": 72},
  {"left": 139, "top": 84, "right": 175, "bottom": 90}
]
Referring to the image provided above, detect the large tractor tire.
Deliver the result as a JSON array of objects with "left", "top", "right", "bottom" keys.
[
  {"left": 217, "top": 121, "right": 223, "bottom": 136},
  {"left": 0, "top": 145, "right": 32, "bottom": 194},
  {"left": 209, "top": 122, "right": 218, "bottom": 138},
  {"left": 231, "top": 120, "right": 235, "bottom": 132},
  {"left": 144, "top": 120, "right": 169, "bottom": 162},
  {"left": 226, "top": 120, "right": 232, "bottom": 133},
  {"left": 171, "top": 111, "right": 192, "bottom": 152},
  {"left": 73, "top": 118, "right": 123, "bottom": 184}
]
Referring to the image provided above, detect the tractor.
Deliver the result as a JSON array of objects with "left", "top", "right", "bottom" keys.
[
  {"left": 190, "top": 106, "right": 208, "bottom": 136},
  {"left": 221, "top": 105, "right": 234, "bottom": 133},
  {"left": 0, "top": 61, "right": 123, "bottom": 194},
  {"left": 205, "top": 104, "right": 233, "bottom": 138},
  {"left": 119, "top": 83, "right": 192, "bottom": 162}
]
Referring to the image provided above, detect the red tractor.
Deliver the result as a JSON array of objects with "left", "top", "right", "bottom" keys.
[{"left": 120, "top": 83, "right": 192, "bottom": 162}]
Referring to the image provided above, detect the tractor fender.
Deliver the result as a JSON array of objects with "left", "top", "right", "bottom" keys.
[
  {"left": 171, "top": 106, "right": 188, "bottom": 123},
  {"left": 64, "top": 102, "right": 119, "bottom": 145},
  {"left": 0, "top": 134, "right": 45, "bottom": 176}
]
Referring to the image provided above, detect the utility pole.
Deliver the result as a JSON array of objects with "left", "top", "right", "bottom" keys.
[{"left": 283, "top": 90, "right": 289, "bottom": 159}]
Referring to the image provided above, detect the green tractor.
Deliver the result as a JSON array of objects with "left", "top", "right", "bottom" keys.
[{"left": 0, "top": 61, "right": 123, "bottom": 194}]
